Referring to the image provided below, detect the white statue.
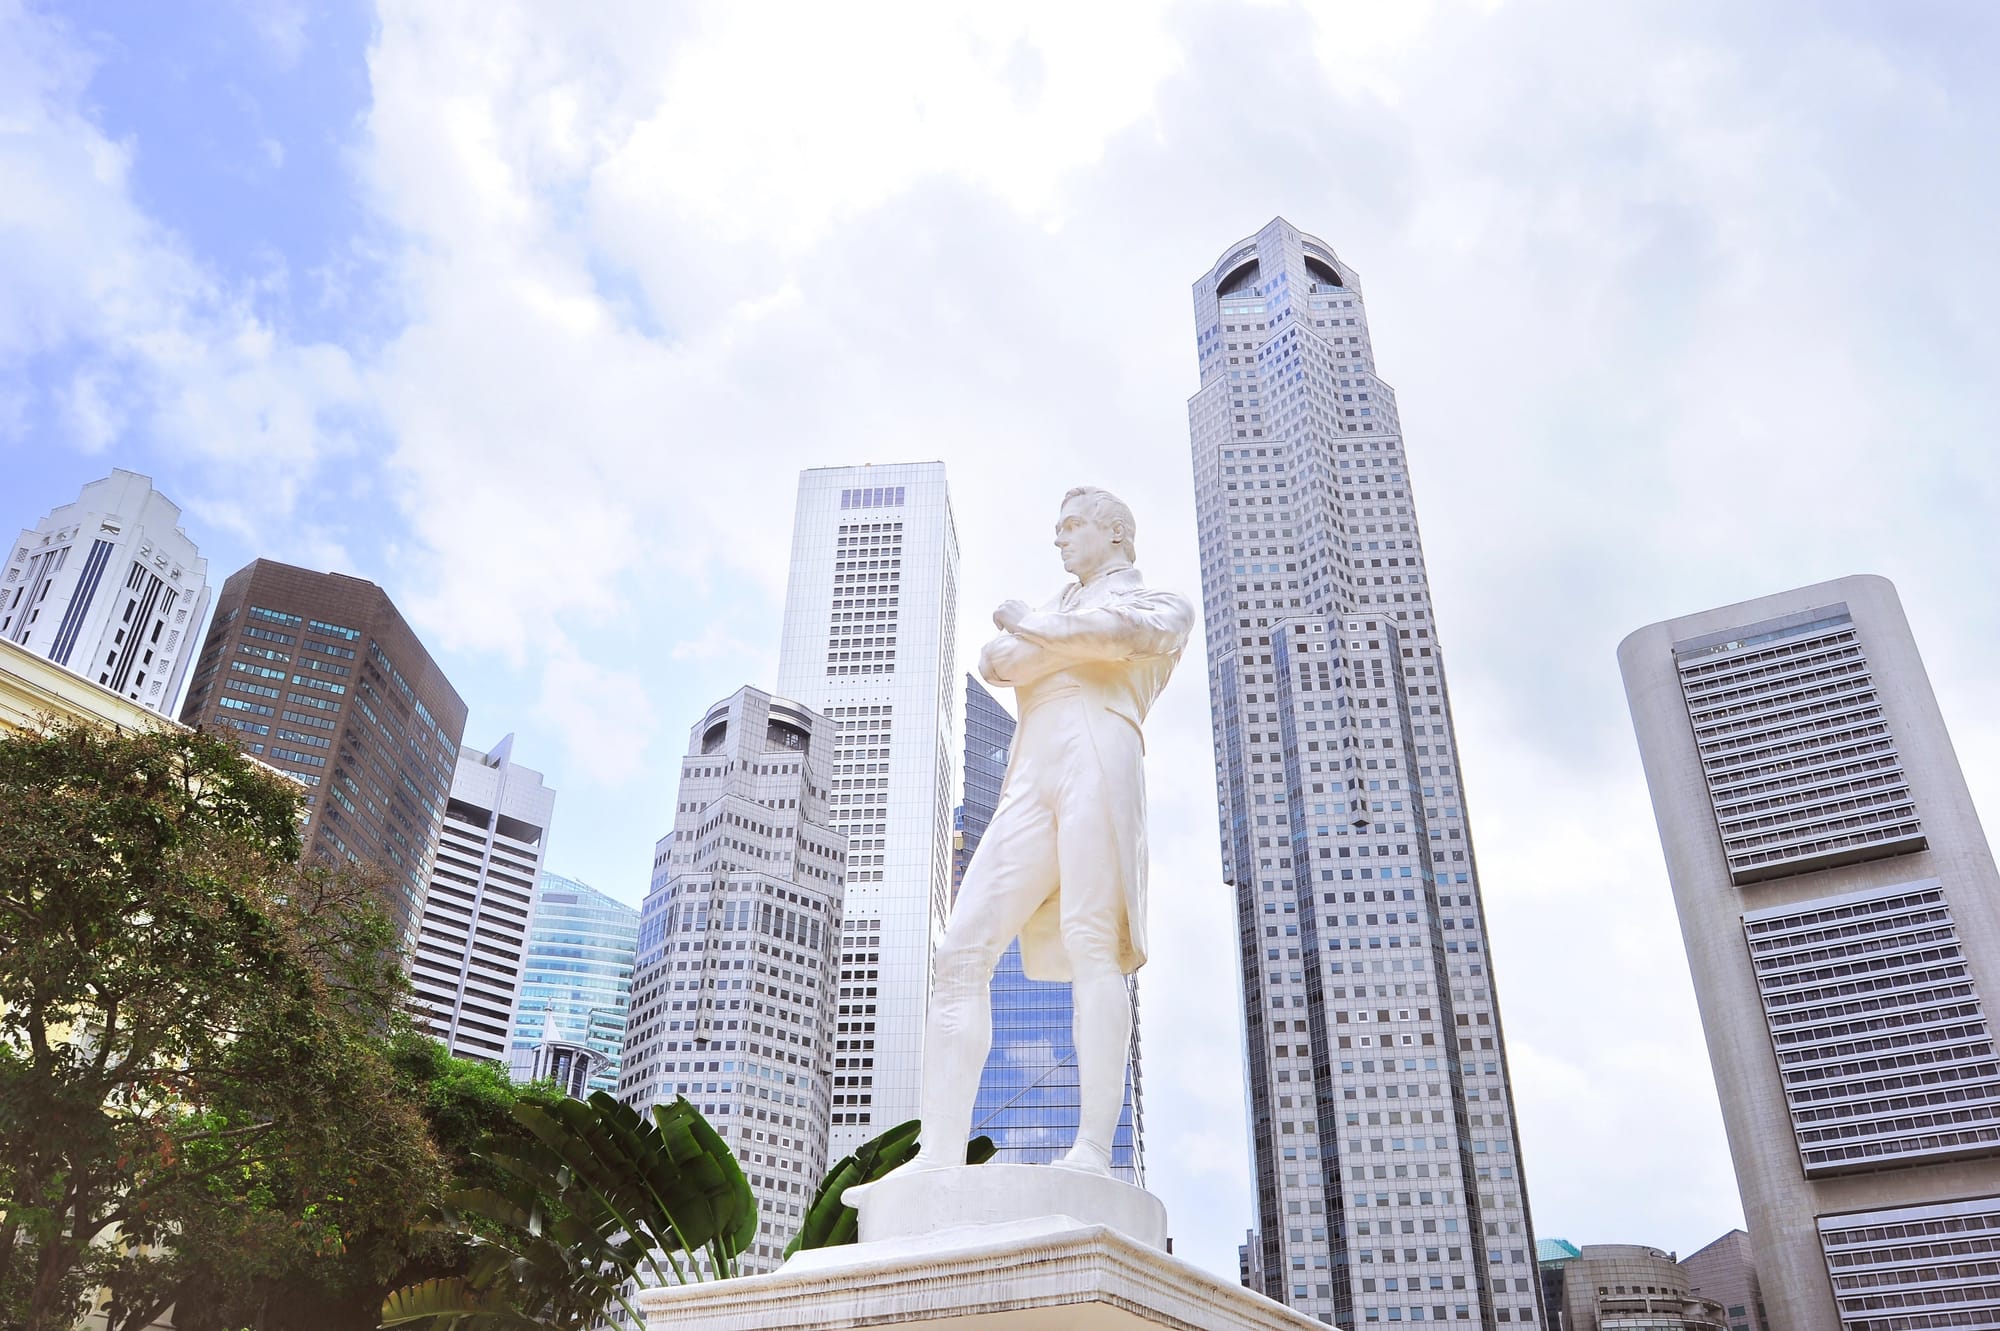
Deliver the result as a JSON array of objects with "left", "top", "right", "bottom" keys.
[{"left": 895, "top": 485, "right": 1193, "bottom": 1179}]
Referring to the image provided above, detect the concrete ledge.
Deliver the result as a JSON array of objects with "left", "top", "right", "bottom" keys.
[{"left": 639, "top": 1215, "right": 1332, "bottom": 1330}]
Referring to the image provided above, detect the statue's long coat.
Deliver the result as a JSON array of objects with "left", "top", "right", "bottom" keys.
[{"left": 973, "top": 565, "right": 1194, "bottom": 982}]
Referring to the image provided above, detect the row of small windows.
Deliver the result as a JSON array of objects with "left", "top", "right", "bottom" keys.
[{"left": 838, "top": 486, "right": 905, "bottom": 509}]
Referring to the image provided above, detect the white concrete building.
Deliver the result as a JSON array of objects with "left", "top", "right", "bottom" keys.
[
  {"left": 774, "top": 462, "right": 960, "bottom": 1155},
  {"left": 2, "top": 470, "right": 209, "bottom": 716},
  {"left": 413, "top": 735, "right": 556, "bottom": 1062},
  {"left": 618, "top": 686, "right": 847, "bottom": 1271},
  {"left": 1186, "top": 218, "right": 1543, "bottom": 1327},
  {"left": 1621, "top": 574, "right": 2000, "bottom": 1331}
]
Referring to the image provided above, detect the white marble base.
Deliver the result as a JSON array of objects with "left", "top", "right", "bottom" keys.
[
  {"left": 848, "top": 1163, "right": 1168, "bottom": 1251},
  {"left": 638, "top": 1213, "right": 1331, "bottom": 1331}
]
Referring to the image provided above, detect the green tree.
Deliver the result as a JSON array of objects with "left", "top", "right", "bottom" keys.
[
  {"left": 0, "top": 719, "right": 443, "bottom": 1331},
  {"left": 126, "top": 1019, "right": 576, "bottom": 1319},
  {"left": 388, "top": 1030, "right": 571, "bottom": 1197},
  {"left": 362, "top": 1033, "right": 572, "bottom": 1299},
  {"left": 137, "top": 1033, "right": 574, "bottom": 1331}
]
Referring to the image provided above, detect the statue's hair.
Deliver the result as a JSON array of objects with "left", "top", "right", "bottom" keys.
[{"left": 1062, "top": 486, "right": 1138, "bottom": 562}]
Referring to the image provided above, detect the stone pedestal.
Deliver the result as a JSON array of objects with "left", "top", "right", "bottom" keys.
[
  {"left": 850, "top": 1162, "right": 1169, "bottom": 1251},
  {"left": 640, "top": 1178, "right": 1330, "bottom": 1331}
]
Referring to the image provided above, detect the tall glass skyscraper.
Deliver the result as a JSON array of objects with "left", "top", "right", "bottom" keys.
[
  {"left": 1187, "top": 218, "right": 1542, "bottom": 1327},
  {"left": 958, "top": 675, "right": 1143, "bottom": 1183},
  {"left": 953, "top": 674, "right": 1012, "bottom": 894},
  {"left": 508, "top": 870, "right": 638, "bottom": 1095},
  {"left": 774, "top": 462, "right": 959, "bottom": 1156}
]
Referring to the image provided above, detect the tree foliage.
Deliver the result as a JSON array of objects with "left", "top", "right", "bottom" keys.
[
  {"left": 137, "top": 1033, "right": 574, "bottom": 1331},
  {"left": 387, "top": 1030, "right": 571, "bottom": 1195},
  {"left": 0, "top": 719, "right": 444, "bottom": 1331}
]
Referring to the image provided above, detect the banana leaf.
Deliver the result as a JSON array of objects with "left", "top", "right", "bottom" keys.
[
  {"left": 381, "top": 1093, "right": 755, "bottom": 1329},
  {"left": 784, "top": 1121, "right": 995, "bottom": 1258},
  {"left": 379, "top": 1275, "right": 556, "bottom": 1329},
  {"left": 504, "top": 1091, "right": 755, "bottom": 1276},
  {"left": 644, "top": 1096, "right": 759, "bottom": 1263}
]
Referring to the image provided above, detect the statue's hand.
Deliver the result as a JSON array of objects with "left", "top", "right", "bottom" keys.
[{"left": 993, "top": 599, "right": 1030, "bottom": 632}]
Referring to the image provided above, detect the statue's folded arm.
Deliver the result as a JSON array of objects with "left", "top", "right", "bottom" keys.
[{"left": 1011, "top": 595, "right": 1193, "bottom": 663}]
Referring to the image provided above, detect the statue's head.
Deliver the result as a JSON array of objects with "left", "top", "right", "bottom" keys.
[{"left": 1055, "top": 486, "right": 1137, "bottom": 580}]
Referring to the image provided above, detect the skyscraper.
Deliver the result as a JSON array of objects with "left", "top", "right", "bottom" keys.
[
  {"left": 179, "top": 560, "right": 466, "bottom": 945},
  {"left": 1186, "top": 218, "right": 1543, "bottom": 1327},
  {"left": 509, "top": 870, "right": 639, "bottom": 1096},
  {"left": 617, "top": 686, "right": 847, "bottom": 1272},
  {"left": 413, "top": 736, "right": 556, "bottom": 1062},
  {"left": 2, "top": 470, "right": 210, "bottom": 716},
  {"left": 1620, "top": 574, "right": 2000, "bottom": 1330},
  {"left": 959, "top": 674, "right": 1144, "bottom": 1181},
  {"left": 773, "top": 462, "right": 959, "bottom": 1155}
]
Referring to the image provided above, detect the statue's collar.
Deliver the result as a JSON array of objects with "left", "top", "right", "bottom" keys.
[{"left": 1073, "top": 564, "right": 1141, "bottom": 594}]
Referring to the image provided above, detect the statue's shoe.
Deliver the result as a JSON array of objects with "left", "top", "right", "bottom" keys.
[
  {"left": 840, "top": 1154, "right": 955, "bottom": 1207},
  {"left": 1050, "top": 1142, "right": 1114, "bottom": 1177}
]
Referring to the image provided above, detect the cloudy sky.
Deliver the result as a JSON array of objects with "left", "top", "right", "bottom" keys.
[{"left": 9, "top": 0, "right": 2000, "bottom": 1283}]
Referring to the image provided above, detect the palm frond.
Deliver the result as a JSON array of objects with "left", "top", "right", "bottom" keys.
[
  {"left": 382, "top": 1092, "right": 758, "bottom": 1327},
  {"left": 378, "top": 1275, "right": 556, "bottom": 1329},
  {"left": 784, "top": 1121, "right": 995, "bottom": 1258}
]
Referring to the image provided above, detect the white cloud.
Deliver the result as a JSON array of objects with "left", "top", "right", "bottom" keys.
[
  {"left": 590, "top": 0, "right": 1183, "bottom": 252},
  {"left": 0, "top": 3, "right": 364, "bottom": 509},
  {"left": 348, "top": 0, "right": 1201, "bottom": 669},
  {"left": 532, "top": 648, "right": 658, "bottom": 788},
  {"left": 56, "top": 366, "right": 125, "bottom": 452}
]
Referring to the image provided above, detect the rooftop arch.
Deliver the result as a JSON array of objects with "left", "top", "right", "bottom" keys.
[
  {"left": 1302, "top": 254, "right": 1344, "bottom": 287},
  {"left": 1217, "top": 257, "right": 1261, "bottom": 296}
]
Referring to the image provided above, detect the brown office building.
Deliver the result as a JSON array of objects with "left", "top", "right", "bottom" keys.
[{"left": 180, "top": 559, "right": 467, "bottom": 944}]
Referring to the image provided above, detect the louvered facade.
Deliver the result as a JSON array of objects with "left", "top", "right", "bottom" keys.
[
  {"left": 1744, "top": 881, "right": 2000, "bottom": 1177},
  {"left": 1818, "top": 1197, "right": 2000, "bottom": 1331},
  {"left": 413, "top": 736, "right": 555, "bottom": 1062},
  {"left": 1674, "top": 607, "right": 1923, "bottom": 884}
]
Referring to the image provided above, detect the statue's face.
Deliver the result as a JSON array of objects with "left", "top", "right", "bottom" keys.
[{"left": 1054, "top": 497, "right": 1124, "bottom": 580}]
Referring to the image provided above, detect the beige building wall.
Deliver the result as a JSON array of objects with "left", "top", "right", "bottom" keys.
[
  {"left": 1, "top": 634, "right": 169, "bottom": 734},
  {"left": 1620, "top": 575, "right": 2000, "bottom": 1330}
]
